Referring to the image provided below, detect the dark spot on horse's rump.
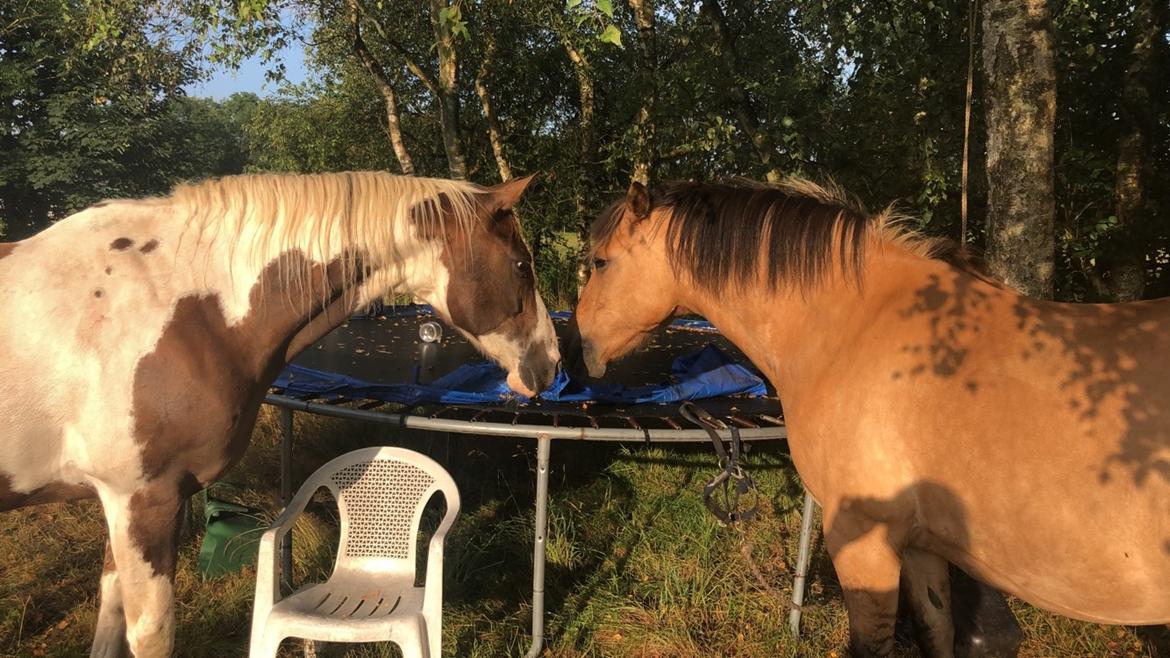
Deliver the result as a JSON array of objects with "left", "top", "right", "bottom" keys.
[
  {"left": 140, "top": 239, "right": 159, "bottom": 254},
  {"left": 105, "top": 266, "right": 113, "bottom": 275},
  {"left": 110, "top": 237, "right": 134, "bottom": 251},
  {"left": 965, "top": 380, "right": 978, "bottom": 393},
  {"left": 927, "top": 586, "right": 944, "bottom": 610},
  {"left": 94, "top": 289, "right": 103, "bottom": 298}
]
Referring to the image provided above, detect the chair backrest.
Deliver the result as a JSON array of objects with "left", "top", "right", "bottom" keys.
[{"left": 309, "top": 447, "right": 459, "bottom": 574}]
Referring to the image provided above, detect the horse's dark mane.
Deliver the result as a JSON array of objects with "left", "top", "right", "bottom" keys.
[
  {"left": 591, "top": 178, "right": 871, "bottom": 292},
  {"left": 590, "top": 178, "right": 1000, "bottom": 293}
]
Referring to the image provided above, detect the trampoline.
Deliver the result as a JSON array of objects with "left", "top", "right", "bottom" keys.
[{"left": 264, "top": 305, "right": 816, "bottom": 656}]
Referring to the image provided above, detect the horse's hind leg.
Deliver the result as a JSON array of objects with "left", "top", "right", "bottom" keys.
[
  {"left": 90, "top": 541, "right": 129, "bottom": 658},
  {"left": 99, "top": 483, "right": 184, "bottom": 658},
  {"left": 900, "top": 548, "right": 955, "bottom": 658},
  {"left": 825, "top": 515, "right": 903, "bottom": 657}
]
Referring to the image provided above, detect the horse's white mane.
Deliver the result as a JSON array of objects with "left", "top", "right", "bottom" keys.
[{"left": 167, "top": 171, "right": 481, "bottom": 275}]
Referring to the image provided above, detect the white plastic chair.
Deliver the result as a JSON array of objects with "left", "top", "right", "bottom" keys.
[{"left": 249, "top": 446, "right": 460, "bottom": 658}]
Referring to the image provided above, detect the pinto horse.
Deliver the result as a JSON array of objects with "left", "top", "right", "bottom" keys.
[
  {"left": 0, "top": 171, "right": 559, "bottom": 657},
  {"left": 566, "top": 179, "right": 1170, "bottom": 657}
]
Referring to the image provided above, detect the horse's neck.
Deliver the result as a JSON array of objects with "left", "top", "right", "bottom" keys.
[
  {"left": 154, "top": 204, "right": 425, "bottom": 369},
  {"left": 681, "top": 242, "right": 1008, "bottom": 412}
]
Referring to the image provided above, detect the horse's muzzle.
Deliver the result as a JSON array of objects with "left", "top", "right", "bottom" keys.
[{"left": 518, "top": 340, "right": 558, "bottom": 396}]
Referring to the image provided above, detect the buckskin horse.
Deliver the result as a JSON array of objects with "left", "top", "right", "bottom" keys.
[
  {"left": 0, "top": 171, "right": 559, "bottom": 657},
  {"left": 565, "top": 179, "right": 1170, "bottom": 657}
]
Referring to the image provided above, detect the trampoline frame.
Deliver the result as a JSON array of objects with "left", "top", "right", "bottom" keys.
[{"left": 264, "top": 393, "right": 819, "bottom": 656}]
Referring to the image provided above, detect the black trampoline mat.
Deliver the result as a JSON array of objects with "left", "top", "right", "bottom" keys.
[{"left": 289, "top": 307, "right": 783, "bottom": 427}]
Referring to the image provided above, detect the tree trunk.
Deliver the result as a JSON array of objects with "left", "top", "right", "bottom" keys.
[
  {"left": 981, "top": 0, "right": 1057, "bottom": 299},
  {"left": 629, "top": 0, "right": 657, "bottom": 185},
  {"left": 699, "top": 0, "right": 783, "bottom": 183},
  {"left": 429, "top": 0, "right": 468, "bottom": 180},
  {"left": 475, "top": 36, "right": 512, "bottom": 182},
  {"left": 1108, "top": 0, "right": 1162, "bottom": 301},
  {"left": 347, "top": 0, "right": 415, "bottom": 175},
  {"left": 562, "top": 37, "right": 598, "bottom": 236}
]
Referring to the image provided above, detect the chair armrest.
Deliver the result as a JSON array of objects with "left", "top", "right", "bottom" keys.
[
  {"left": 253, "top": 485, "right": 317, "bottom": 613},
  {"left": 267, "top": 484, "right": 317, "bottom": 540},
  {"left": 422, "top": 510, "right": 458, "bottom": 617},
  {"left": 253, "top": 527, "right": 283, "bottom": 615}
]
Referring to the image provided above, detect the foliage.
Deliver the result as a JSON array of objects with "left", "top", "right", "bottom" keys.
[
  {"left": 0, "top": 0, "right": 195, "bottom": 237},
  {"left": 2, "top": 0, "right": 1167, "bottom": 298}
]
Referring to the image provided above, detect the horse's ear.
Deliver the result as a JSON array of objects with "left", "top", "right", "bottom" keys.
[
  {"left": 486, "top": 173, "right": 538, "bottom": 210},
  {"left": 626, "top": 181, "right": 651, "bottom": 221}
]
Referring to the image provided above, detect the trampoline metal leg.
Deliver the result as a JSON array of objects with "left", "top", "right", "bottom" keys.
[
  {"left": 789, "top": 490, "right": 817, "bottom": 638},
  {"left": 279, "top": 407, "right": 294, "bottom": 592},
  {"left": 525, "top": 434, "right": 552, "bottom": 658}
]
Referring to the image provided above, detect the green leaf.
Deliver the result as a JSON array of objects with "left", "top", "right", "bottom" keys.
[
  {"left": 567, "top": 0, "right": 582, "bottom": 7},
  {"left": 596, "top": 0, "right": 614, "bottom": 17},
  {"left": 599, "top": 24, "right": 622, "bottom": 47}
]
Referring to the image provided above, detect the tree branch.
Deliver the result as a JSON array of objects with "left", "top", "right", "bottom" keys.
[{"left": 352, "top": 0, "right": 439, "bottom": 96}]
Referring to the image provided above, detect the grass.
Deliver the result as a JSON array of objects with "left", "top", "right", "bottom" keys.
[{"left": 1, "top": 407, "right": 1165, "bottom": 657}]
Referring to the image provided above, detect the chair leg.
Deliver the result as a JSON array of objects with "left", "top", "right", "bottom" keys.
[
  {"left": 398, "top": 641, "right": 428, "bottom": 658},
  {"left": 248, "top": 627, "right": 284, "bottom": 658}
]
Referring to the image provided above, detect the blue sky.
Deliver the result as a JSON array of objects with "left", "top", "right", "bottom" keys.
[{"left": 185, "top": 41, "right": 313, "bottom": 100}]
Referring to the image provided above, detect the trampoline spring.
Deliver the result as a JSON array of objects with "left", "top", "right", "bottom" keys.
[
  {"left": 759, "top": 414, "right": 785, "bottom": 426},
  {"left": 625, "top": 416, "right": 642, "bottom": 430},
  {"left": 730, "top": 415, "right": 758, "bottom": 429},
  {"left": 470, "top": 409, "right": 488, "bottom": 422},
  {"left": 663, "top": 417, "right": 682, "bottom": 430},
  {"left": 552, "top": 413, "right": 560, "bottom": 428}
]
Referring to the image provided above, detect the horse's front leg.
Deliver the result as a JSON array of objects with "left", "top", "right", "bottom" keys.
[
  {"left": 90, "top": 540, "right": 129, "bottom": 658},
  {"left": 824, "top": 508, "right": 903, "bottom": 658},
  {"left": 99, "top": 482, "right": 184, "bottom": 658},
  {"left": 901, "top": 548, "right": 955, "bottom": 658}
]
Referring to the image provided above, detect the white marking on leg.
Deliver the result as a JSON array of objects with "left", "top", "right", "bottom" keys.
[
  {"left": 100, "top": 490, "right": 178, "bottom": 658},
  {"left": 91, "top": 543, "right": 129, "bottom": 658}
]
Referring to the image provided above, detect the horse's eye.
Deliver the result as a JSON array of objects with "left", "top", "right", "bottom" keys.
[
  {"left": 592, "top": 258, "right": 609, "bottom": 271},
  {"left": 516, "top": 260, "right": 532, "bottom": 277}
]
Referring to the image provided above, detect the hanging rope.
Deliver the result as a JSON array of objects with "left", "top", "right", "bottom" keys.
[{"left": 961, "top": 0, "right": 979, "bottom": 248}]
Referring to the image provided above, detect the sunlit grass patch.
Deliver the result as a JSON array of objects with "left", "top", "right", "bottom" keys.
[{"left": 1, "top": 409, "right": 1165, "bottom": 657}]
